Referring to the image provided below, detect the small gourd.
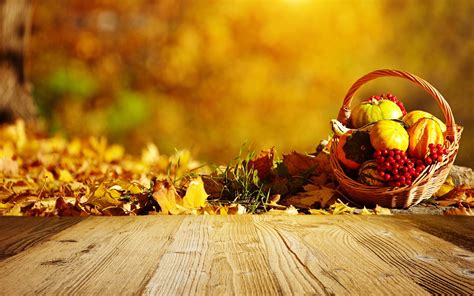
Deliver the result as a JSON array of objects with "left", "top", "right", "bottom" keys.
[
  {"left": 336, "top": 131, "right": 374, "bottom": 170},
  {"left": 358, "top": 160, "right": 386, "bottom": 186},
  {"left": 351, "top": 99, "right": 403, "bottom": 128},
  {"left": 407, "top": 118, "right": 444, "bottom": 159},
  {"left": 370, "top": 120, "right": 409, "bottom": 151},
  {"left": 403, "top": 110, "right": 446, "bottom": 133}
]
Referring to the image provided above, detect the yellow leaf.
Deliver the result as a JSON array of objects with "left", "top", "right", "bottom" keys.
[
  {"left": 309, "top": 208, "right": 330, "bottom": 215},
  {"left": 0, "top": 202, "right": 12, "bottom": 209},
  {"left": 94, "top": 184, "right": 106, "bottom": 198},
  {"left": 183, "top": 177, "right": 208, "bottom": 209},
  {"left": 107, "top": 189, "right": 121, "bottom": 199},
  {"left": 330, "top": 200, "right": 355, "bottom": 215},
  {"left": 116, "top": 180, "right": 143, "bottom": 194},
  {"left": 152, "top": 181, "right": 184, "bottom": 215},
  {"left": 58, "top": 169, "right": 74, "bottom": 183},
  {"left": 374, "top": 205, "right": 392, "bottom": 215},
  {"left": 104, "top": 144, "right": 124, "bottom": 163},
  {"left": 219, "top": 206, "right": 228, "bottom": 216},
  {"left": 434, "top": 183, "right": 455, "bottom": 198},
  {"left": 360, "top": 206, "right": 373, "bottom": 215},
  {"left": 67, "top": 138, "right": 82, "bottom": 156}
]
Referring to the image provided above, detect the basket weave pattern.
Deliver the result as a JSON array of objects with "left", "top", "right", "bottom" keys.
[{"left": 330, "top": 69, "right": 463, "bottom": 208}]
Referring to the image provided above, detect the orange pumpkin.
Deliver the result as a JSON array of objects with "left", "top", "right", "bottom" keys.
[
  {"left": 369, "top": 120, "right": 409, "bottom": 151},
  {"left": 403, "top": 110, "right": 446, "bottom": 132},
  {"left": 407, "top": 118, "right": 444, "bottom": 159},
  {"left": 336, "top": 131, "right": 374, "bottom": 170}
]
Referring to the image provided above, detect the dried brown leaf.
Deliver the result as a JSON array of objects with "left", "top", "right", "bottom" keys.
[{"left": 248, "top": 147, "right": 275, "bottom": 179}]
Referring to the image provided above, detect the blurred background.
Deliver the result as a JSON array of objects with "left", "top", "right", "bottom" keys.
[{"left": 28, "top": 0, "right": 473, "bottom": 167}]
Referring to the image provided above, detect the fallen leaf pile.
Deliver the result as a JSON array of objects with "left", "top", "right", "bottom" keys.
[
  {"left": 0, "top": 120, "right": 471, "bottom": 216},
  {"left": 0, "top": 120, "right": 207, "bottom": 216}
]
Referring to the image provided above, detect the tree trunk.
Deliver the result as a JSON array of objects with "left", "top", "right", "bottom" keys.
[{"left": 0, "top": 0, "right": 36, "bottom": 124}]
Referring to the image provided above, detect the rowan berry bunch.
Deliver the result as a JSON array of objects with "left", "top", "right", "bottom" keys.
[{"left": 373, "top": 143, "right": 449, "bottom": 187}]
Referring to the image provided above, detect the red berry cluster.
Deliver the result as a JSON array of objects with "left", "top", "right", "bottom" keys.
[
  {"left": 368, "top": 93, "right": 407, "bottom": 115},
  {"left": 424, "top": 143, "right": 448, "bottom": 165},
  {"left": 374, "top": 149, "right": 424, "bottom": 187}
]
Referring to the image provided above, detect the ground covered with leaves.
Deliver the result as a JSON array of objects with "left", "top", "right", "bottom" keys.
[{"left": 0, "top": 120, "right": 472, "bottom": 216}]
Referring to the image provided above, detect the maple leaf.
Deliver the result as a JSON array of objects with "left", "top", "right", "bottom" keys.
[
  {"left": 183, "top": 177, "right": 208, "bottom": 209},
  {"left": 247, "top": 147, "right": 275, "bottom": 180},
  {"left": 283, "top": 184, "right": 336, "bottom": 209},
  {"left": 282, "top": 151, "right": 323, "bottom": 176}
]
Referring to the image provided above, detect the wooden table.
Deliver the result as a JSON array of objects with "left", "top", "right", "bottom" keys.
[{"left": 0, "top": 215, "right": 473, "bottom": 295}]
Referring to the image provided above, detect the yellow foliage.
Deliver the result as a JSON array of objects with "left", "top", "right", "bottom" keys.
[{"left": 183, "top": 177, "right": 208, "bottom": 210}]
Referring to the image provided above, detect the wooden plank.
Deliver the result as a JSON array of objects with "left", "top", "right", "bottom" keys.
[
  {"left": 391, "top": 215, "right": 474, "bottom": 252},
  {"left": 253, "top": 216, "right": 428, "bottom": 295},
  {"left": 0, "top": 215, "right": 472, "bottom": 295},
  {"left": 0, "top": 217, "right": 82, "bottom": 260},
  {"left": 333, "top": 216, "right": 474, "bottom": 294},
  {"left": 0, "top": 216, "right": 184, "bottom": 295},
  {"left": 144, "top": 215, "right": 282, "bottom": 295}
]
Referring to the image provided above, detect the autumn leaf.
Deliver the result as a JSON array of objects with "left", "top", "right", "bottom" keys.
[
  {"left": 433, "top": 176, "right": 455, "bottom": 198},
  {"left": 282, "top": 151, "right": 320, "bottom": 176},
  {"left": 265, "top": 205, "right": 299, "bottom": 215},
  {"left": 309, "top": 208, "right": 330, "bottom": 215},
  {"left": 183, "top": 177, "right": 208, "bottom": 209},
  {"left": 87, "top": 183, "right": 122, "bottom": 209},
  {"left": 152, "top": 180, "right": 184, "bottom": 215},
  {"left": 104, "top": 144, "right": 125, "bottom": 163},
  {"left": 283, "top": 184, "right": 336, "bottom": 209},
  {"left": 444, "top": 204, "right": 472, "bottom": 216},
  {"left": 374, "top": 205, "right": 392, "bottom": 215},
  {"left": 330, "top": 200, "right": 355, "bottom": 215},
  {"left": 248, "top": 147, "right": 275, "bottom": 180},
  {"left": 359, "top": 207, "right": 373, "bottom": 215},
  {"left": 58, "top": 169, "right": 74, "bottom": 183}
]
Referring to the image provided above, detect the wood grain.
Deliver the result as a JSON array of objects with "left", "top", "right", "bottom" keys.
[
  {"left": 255, "top": 215, "right": 429, "bottom": 295},
  {"left": 0, "top": 215, "right": 472, "bottom": 295},
  {"left": 392, "top": 215, "right": 474, "bottom": 252},
  {"left": 0, "top": 216, "right": 81, "bottom": 260},
  {"left": 333, "top": 216, "right": 474, "bottom": 294},
  {"left": 144, "top": 215, "right": 282, "bottom": 295},
  {"left": 0, "top": 216, "right": 184, "bottom": 295}
]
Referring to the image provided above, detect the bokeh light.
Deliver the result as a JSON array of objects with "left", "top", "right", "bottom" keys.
[{"left": 29, "top": 0, "right": 474, "bottom": 167}]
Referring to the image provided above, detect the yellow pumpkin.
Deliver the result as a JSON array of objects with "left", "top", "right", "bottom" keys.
[
  {"left": 369, "top": 120, "right": 409, "bottom": 151},
  {"left": 407, "top": 118, "right": 444, "bottom": 159},
  {"left": 403, "top": 110, "right": 446, "bottom": 132}
]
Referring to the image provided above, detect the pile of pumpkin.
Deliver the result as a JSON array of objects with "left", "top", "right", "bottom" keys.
[{"left": 332, "top": 94, "right": 448, "bottom": 187}]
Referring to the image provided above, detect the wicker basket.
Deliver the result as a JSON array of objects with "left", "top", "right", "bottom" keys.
[{"left": 330, "top": 69, "right": 463, "bottom": 208}]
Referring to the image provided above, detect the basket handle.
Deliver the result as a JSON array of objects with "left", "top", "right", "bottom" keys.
[{"left": 337, "top": 69, "right": 457, "bottom": 141}]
